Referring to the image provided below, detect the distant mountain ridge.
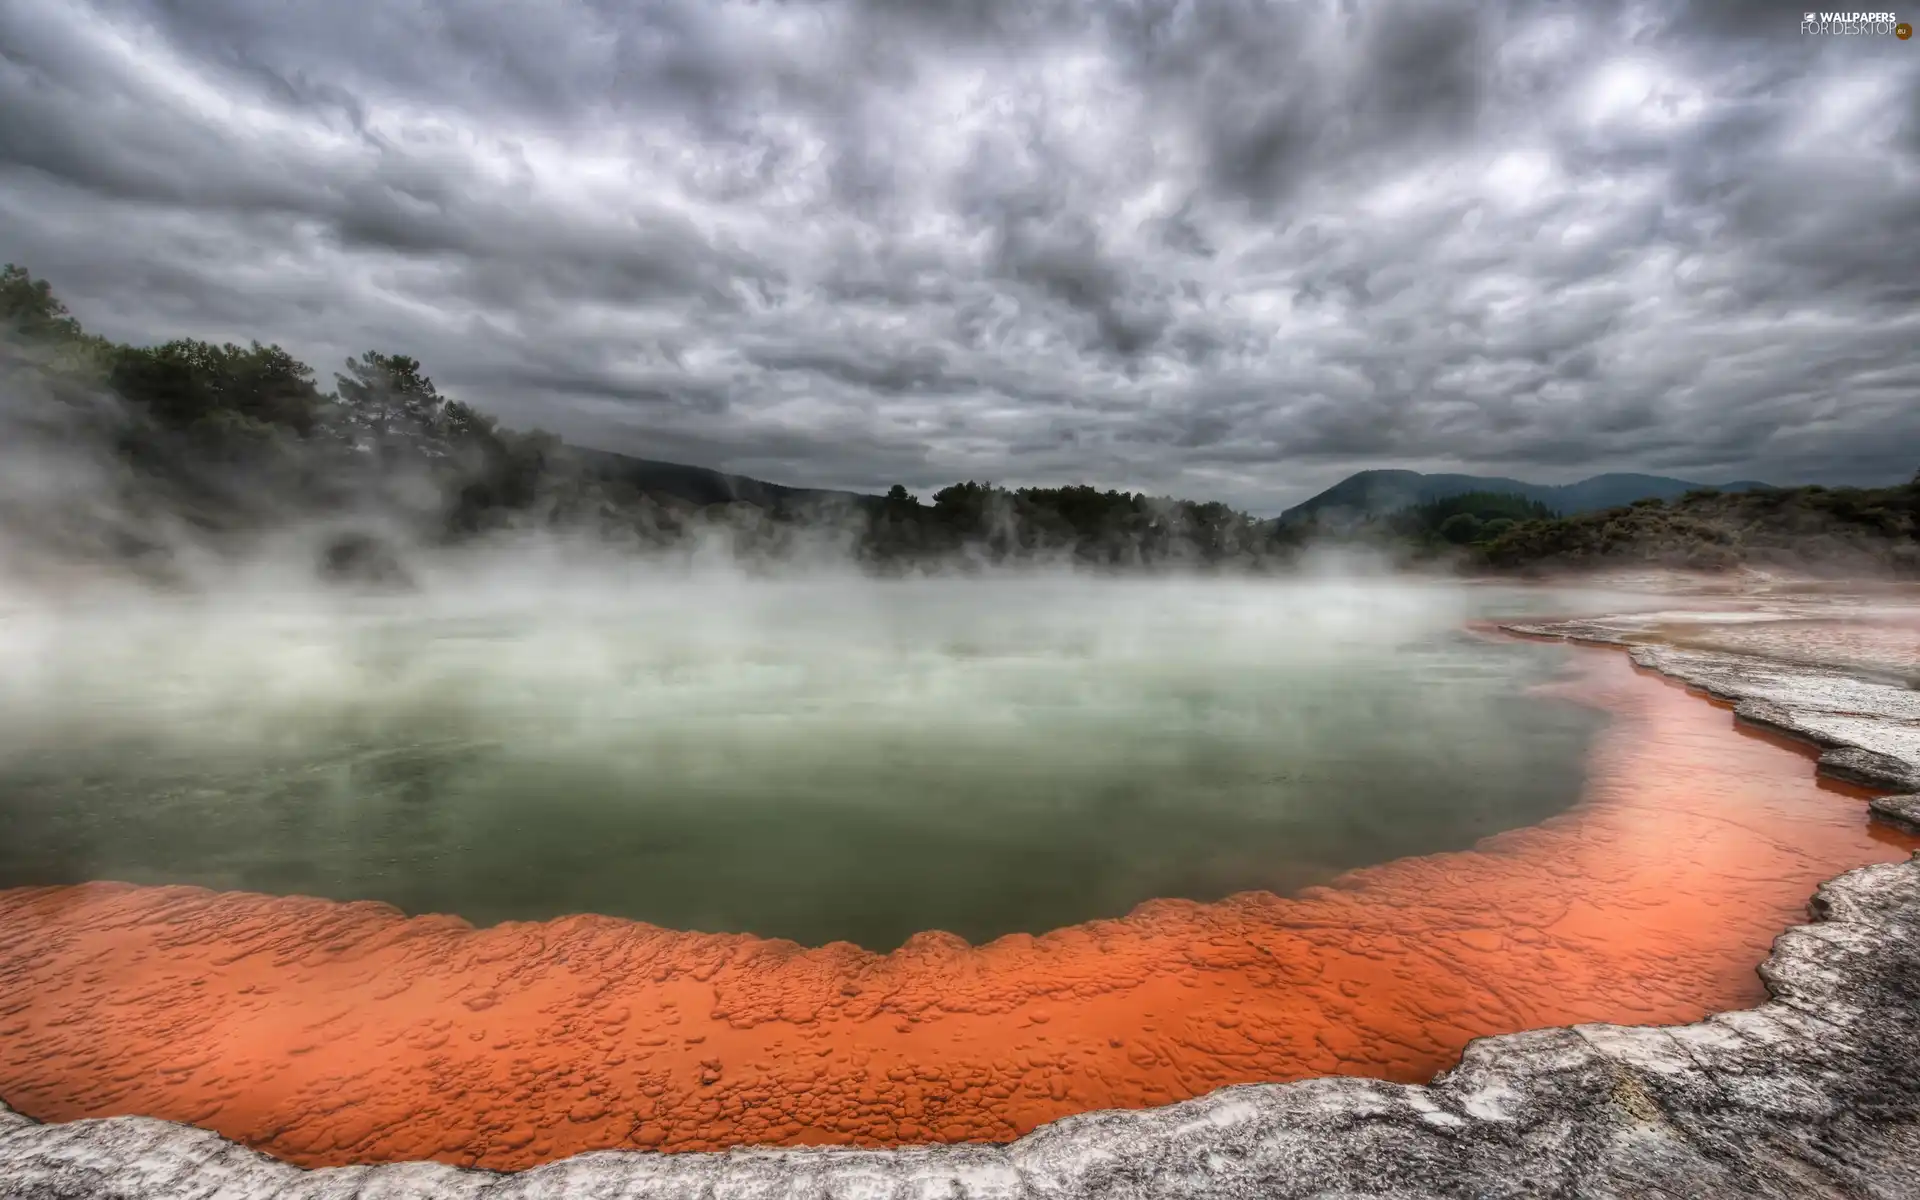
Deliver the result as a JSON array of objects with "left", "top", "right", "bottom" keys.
[
  {"left": 561, "top": 455, "right": 1783, "bottom": 529},
  {"left": 1278, "top": 470, "right": 1776, "bottom": 525},
  {"left": 565, "top": 447, "right": 875, "bottom": 512}
]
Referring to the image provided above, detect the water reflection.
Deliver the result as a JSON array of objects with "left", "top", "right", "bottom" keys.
[{"left": 0, "top": 645, "right": 1910, "bottom": 1169}]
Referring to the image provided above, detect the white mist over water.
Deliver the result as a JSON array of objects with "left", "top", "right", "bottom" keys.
[{"left": 0, "top": 550, "right": 1647, "bottom": 949}]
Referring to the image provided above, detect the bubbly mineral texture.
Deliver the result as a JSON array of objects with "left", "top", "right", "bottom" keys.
[{"left": 3, "top": 853, "right": 1918, "bottom": 1198}]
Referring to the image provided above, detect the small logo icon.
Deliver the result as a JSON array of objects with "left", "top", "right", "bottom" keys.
[
  {"left": 1803, "top": 11, "right": 1819, "bottom": 32},
  {"left": 1897, "top": 20, "right": 1913, "bottom": 37}
]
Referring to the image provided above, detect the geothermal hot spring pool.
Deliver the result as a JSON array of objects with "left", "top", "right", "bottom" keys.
[
  {"left": 0, "top": 575, "right": 1616, "bottom": 948},
  {"left": 0, "top": 568, "right": 1912, "bottom": 1169}
]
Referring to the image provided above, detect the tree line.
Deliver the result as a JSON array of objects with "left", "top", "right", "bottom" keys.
[
  {"left": 11, "top": 263, "right": 1910, "bottom": 579},
  {"left": 0, "top": 265, "right": 1309, "bottom": 573}
]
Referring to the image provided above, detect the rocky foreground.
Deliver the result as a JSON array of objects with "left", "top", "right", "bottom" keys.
[
  {"left": 0, "top": 849, "right": 1915, "bottom": 1199},
  {"left": 3, "top": 602, "right": 1919, "bottom": 1198},
  {"left": 1506, "top": 605, "right": 1920, "bottom": 794}
]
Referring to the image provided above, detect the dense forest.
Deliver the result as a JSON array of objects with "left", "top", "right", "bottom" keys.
[
  {"left": 0, "top": 265, "right": 1305, "bottom": 580},
  {"left": 1378, "top": 492, "right": 1561, "bottom": 550},
  {"left": 1474, "top": 484, "right": 1920, "bottom": 576},
  {"left": 1335, "top": 478, "right": 1919, "bottom": 577},
  {"left": 4, "top": 264, "right": 1915, "bottom": 582}
]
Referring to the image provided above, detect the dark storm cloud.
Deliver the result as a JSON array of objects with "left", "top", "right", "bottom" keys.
[
  {"left": 1, "top": 0, "right": 1916, "bottom": 512},
  {"left": 744, "top": 343, "right": 958, "bottom": 395}
]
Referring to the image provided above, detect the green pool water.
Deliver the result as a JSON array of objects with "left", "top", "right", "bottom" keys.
[{"left": 0, "top": 573, "right": 1630, "bottom": 950}]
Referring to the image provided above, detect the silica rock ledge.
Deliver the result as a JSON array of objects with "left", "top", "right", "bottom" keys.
[
  {"left": 1868, "top": 794, "right": 1920, "bottom": 835},
  {"left": 1503, "top": 615, "right": 1920, "bottom": 794},
  {"left": 4, "top": 626, "right": 1920, "bottom": 1199}
]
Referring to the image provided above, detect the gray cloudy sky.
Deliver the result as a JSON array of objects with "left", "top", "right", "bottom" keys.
[{"left": 1, "top": 0, "right": 1916, "bottom": 512}]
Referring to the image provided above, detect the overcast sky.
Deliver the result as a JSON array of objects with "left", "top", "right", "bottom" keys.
[{"left": 1, "top": 0, "right": 1915, "bottom": 512}]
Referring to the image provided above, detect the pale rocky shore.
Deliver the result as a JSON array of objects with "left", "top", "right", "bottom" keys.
[
  {"left": 4, "top": 590, "right": 1919, "bottom": 1199},
  {"left": 1505, "top": 601, "right": 1920, "bottom": 794}
]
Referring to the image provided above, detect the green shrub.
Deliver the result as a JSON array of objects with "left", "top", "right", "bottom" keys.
[{"left": 1438, "top": 512, "right": 1484, "bottom": 544}]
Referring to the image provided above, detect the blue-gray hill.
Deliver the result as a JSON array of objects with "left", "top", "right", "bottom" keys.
[{"left": 1279, "top": 469, "right": 1775, "bottom": 525}]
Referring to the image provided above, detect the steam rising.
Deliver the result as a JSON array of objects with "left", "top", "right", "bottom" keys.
[
  {"left": 0, "top": 333, "right": 1635, "bottom": 950},
  {"left": 0, "top": 541, "right": 1633, "bottom": 949}
]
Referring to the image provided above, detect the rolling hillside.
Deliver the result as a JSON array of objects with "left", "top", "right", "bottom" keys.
[
  {"left": 565, "top": 448, "right": 875, "bottom": 513},
  {"left": 1277, "top": 469, "right": 1775, "bottom": 526}
]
